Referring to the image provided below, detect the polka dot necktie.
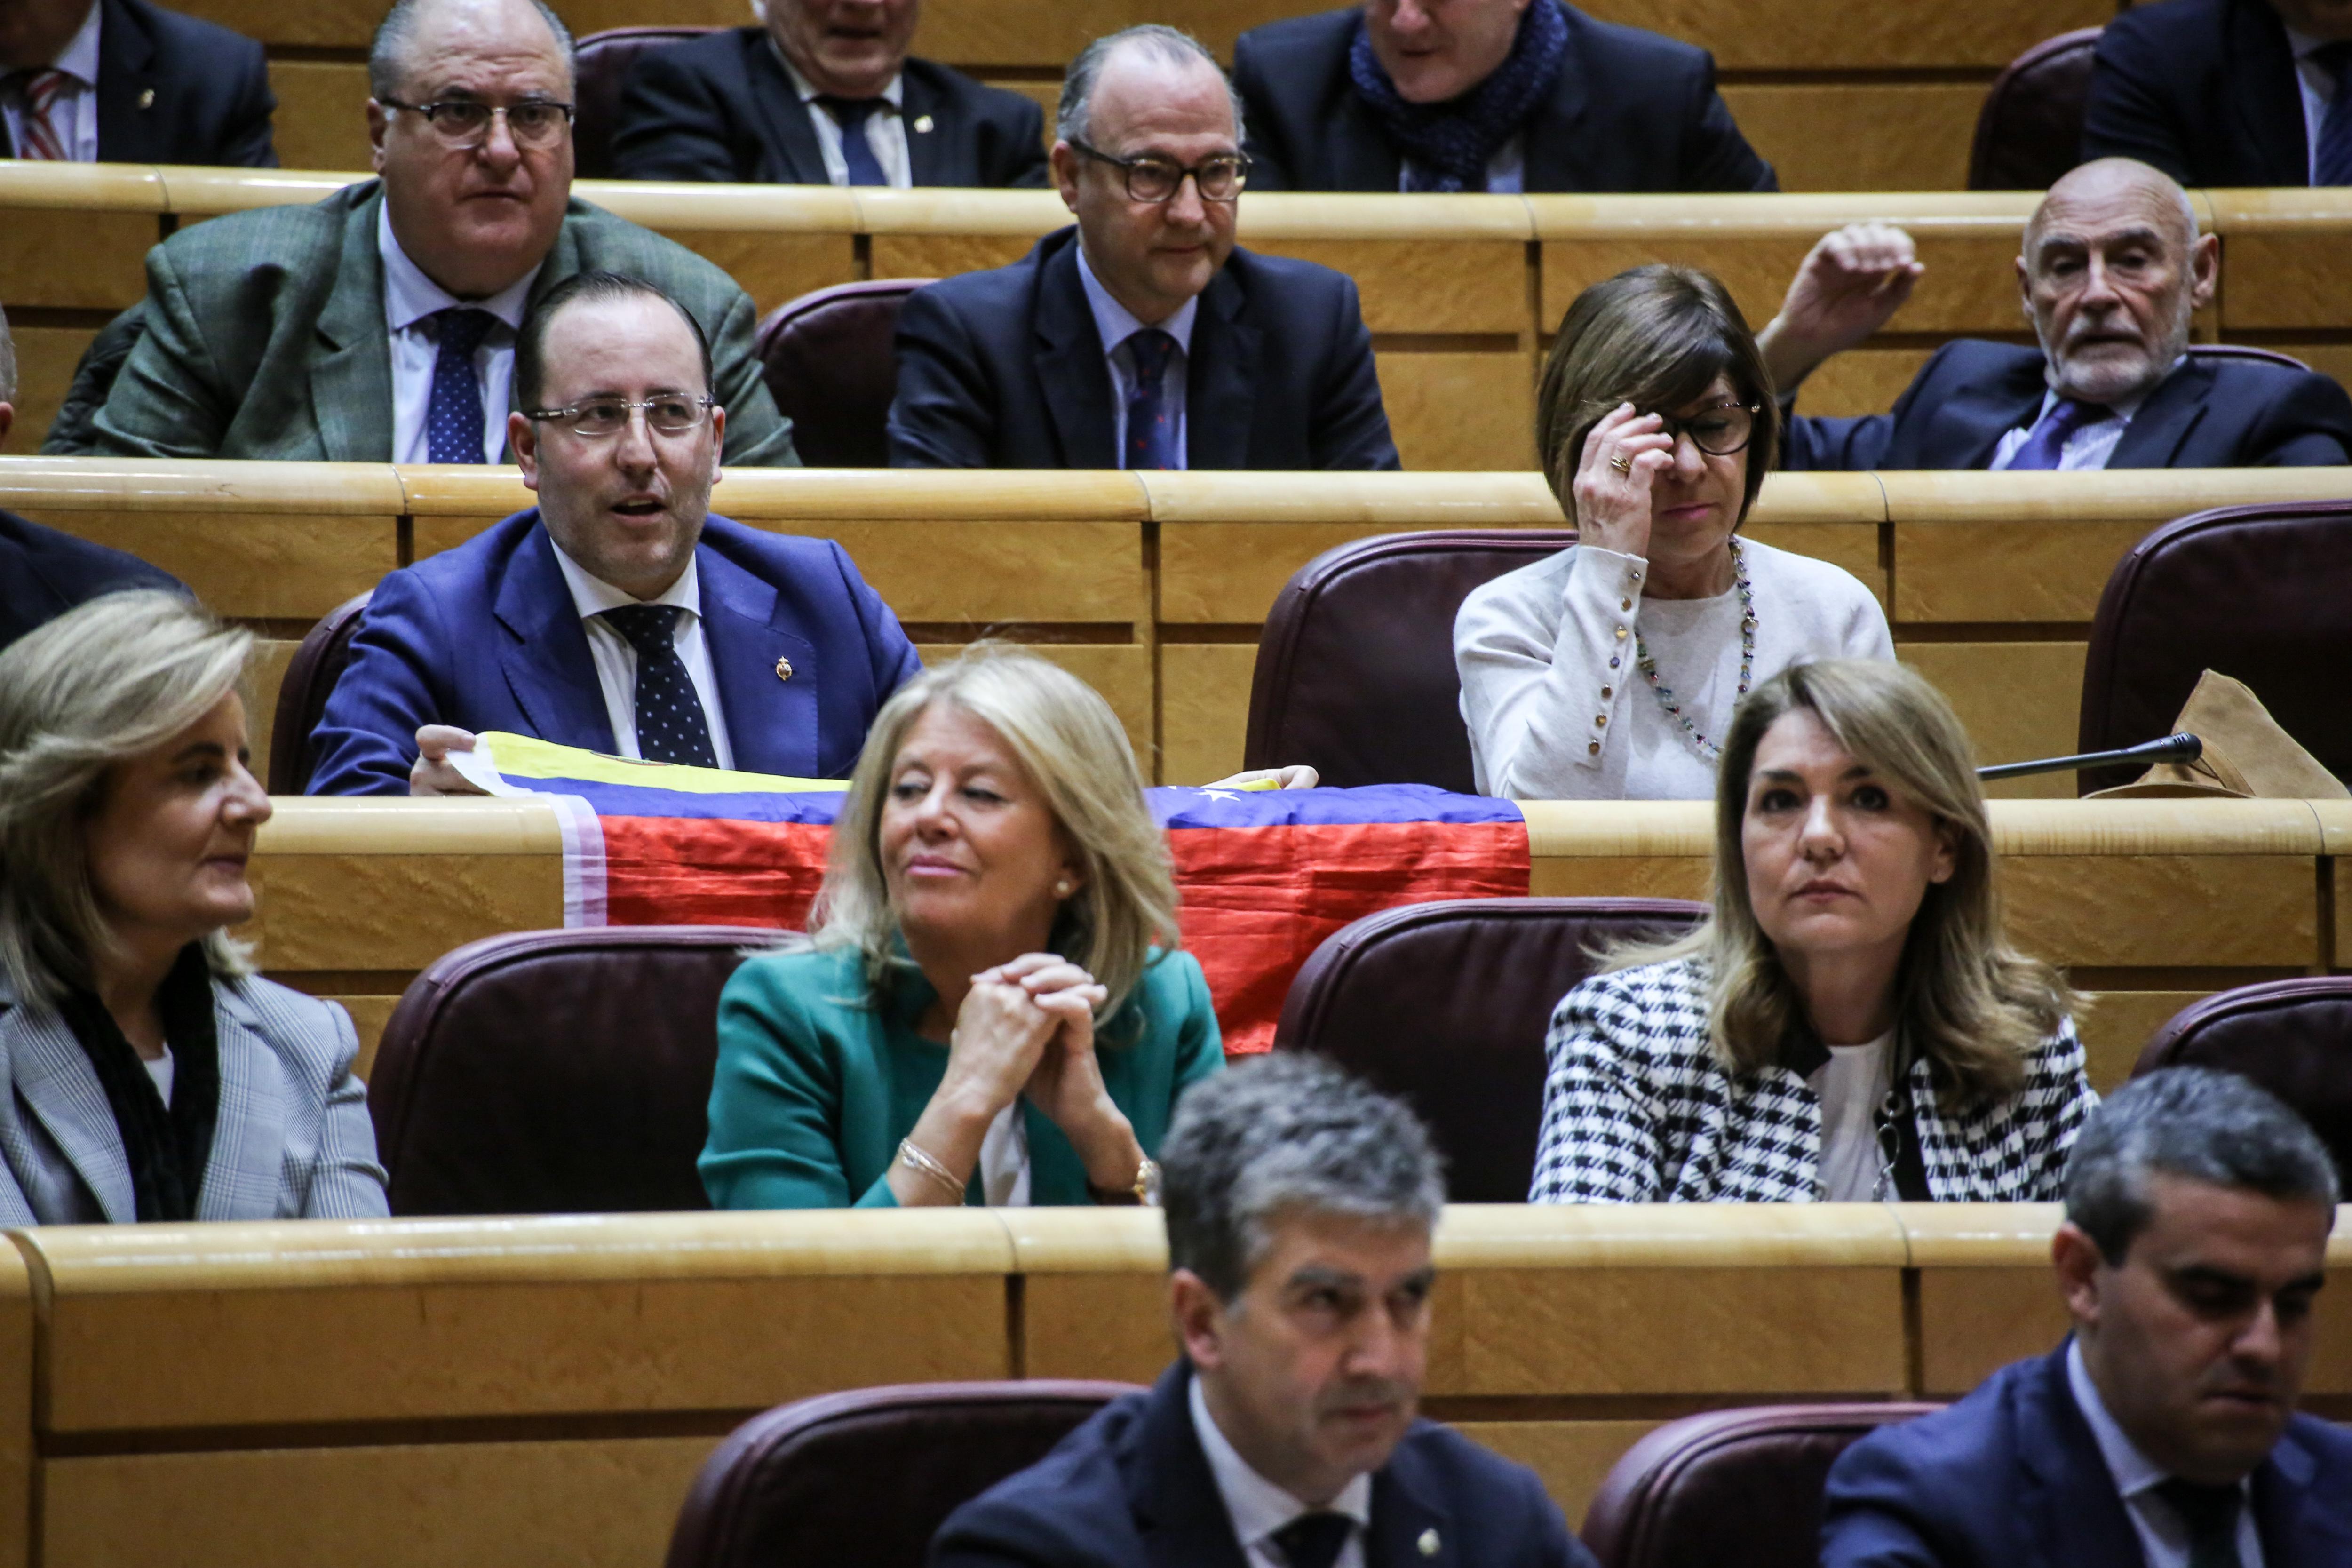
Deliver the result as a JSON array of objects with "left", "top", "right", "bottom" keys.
[
  {"left": 2153, "top": 1478, "right": 2243, "bottom": 1568},
  {"left": 8, "top": 70, "right": 71, "bottom": 161},
  {"left": 2002, "top": 396, "right": 2105, "bottom": 471},
  {"left": 425, "top": 307, "right": 498, "bottom": 465},
  {"left": 2316, "top": 43, "right": 2352, "bottom": 188},
  {"left": 1270, "top": 1511, "right": 1354, "bottom": 1568},
  {"left": 817, "top": 96, "right": 888, "bottom": 186},
  {"left": 1124, "top": 328, "right": 1181, "bottom": 470},
  {"left": 600, "top": 605, "right": 718, "bottom": 768}
]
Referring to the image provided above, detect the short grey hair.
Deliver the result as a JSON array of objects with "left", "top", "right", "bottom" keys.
[
  {"left": 0, "top": 591, "right": 254, "bottom": 1008},
  {"left": 1056, "top": 24, "right": 1245, "bottom": 147},
  {"left": 2066, "top": 1067, "right": 2339, "bottom": 1266},
  {"left": 0, "top": 300, "right": 16, "bottom": 406},
  {"left": 369, "top": 0, "right": 576, "bottom": 101},
  {"left": 1161, "top": 1054, "right": 1445, "bottom": 1302}
]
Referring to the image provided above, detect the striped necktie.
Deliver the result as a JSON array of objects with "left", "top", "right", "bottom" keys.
[
  {"left": 2315, "top": 42, "right": 2352, "bottom": 188},
  {"left": 9, "top": 70, "right": 72, "bottom": 161}
]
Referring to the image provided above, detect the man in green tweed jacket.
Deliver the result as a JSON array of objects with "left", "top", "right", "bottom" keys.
[{"left": 84, "top": 0, "right": 797, "bottom": 468}]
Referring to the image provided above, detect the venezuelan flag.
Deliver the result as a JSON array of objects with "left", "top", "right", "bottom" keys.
[{"left": 462, "top": 733, "right": 1528, "bottom": 1053}]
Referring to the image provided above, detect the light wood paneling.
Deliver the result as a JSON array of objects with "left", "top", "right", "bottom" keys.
[
  {"left": 2277, "top": 341, "right": 2352, "bottom": 391},
  {"left": 1574, "top": 0, "right": 2110, "bottom": 71},
  {"left": 1895, "top": 521, "right": 2148, "bottom": 624},
  {"left": 919, "top": 641, "right": 1154, "bottom": 768},
  {"left": 0, "top": 208, "right": 155, "bottom": 311},
  {"left": 1796, "top": 346, "right": 1938, "bottom": 419},
  {"left": 0, "top": 1243, "right": 30, "bottom": 1568},
  {"left": 1454, "top": 1420, "right": 1664, "bottom": 1525},
  {"left": 1898, "top": 641, "right": 2086, "bottom": 799},
  {"left": 267, "top": 59, "right": 373, "bottom": 173},
  {"left": 16, "top": 511, "right": 399, "bottom": 620},
  {"left": 819, "top": 520, "right": 1148, "bottom": 625},
  {"left": 1375, "top": 350, "right": 1537, "bottom": 473},
  {"left": 1721, "top": 83, "right": 1985, "bottom": 193},
  {"left": 2077, "top": 990, "right": 2207, "bottom": 1092},
  {"left": 1528, "top": 853, "right": 1712, "bottom": 901},
  {"left": 1247, "top": 240, "right": 1526, "bottom": 336},
  {"left": 2208, "top": 190, "right": 2352, "bottom": 332},
  {"left": 247, "top": 637, "right": 299, "bottom": 784},
  {"left": 246, "top": 850, "right": 562, "bottom": 973},
  {"left": 1159, "top": 642, "right": 1258, "bottom": 787},
  {"left": 649, "top": 231, "right": 856, "bottom": 313},
  {"left": 5, "top": 325, "right": 97, "bottom": 454},
  {"left": 42, "top": 1437, "right": 715, "bottom": 1568},
  {"left": 1744, "top": 519, "right": 1883, "bottom": 605},
  {"left": 2004, "top": 856, "right": 2317, "bottom": 970},
  {"left": 871, "top": 231, "right": 1047, "bottom": 282}
]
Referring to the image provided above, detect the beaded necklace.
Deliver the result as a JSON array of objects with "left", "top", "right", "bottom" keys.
[{"left": 1633, "top": 538, "right": 1755, "bottom": 764}]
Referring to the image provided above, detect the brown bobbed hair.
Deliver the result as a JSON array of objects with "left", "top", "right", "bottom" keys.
[
  {"left": 1606, "top": 659, "right": 2077, "bottom": 1109},
  {"left": 1536, "top": 264, "right": 1781, "bottom": 529}
]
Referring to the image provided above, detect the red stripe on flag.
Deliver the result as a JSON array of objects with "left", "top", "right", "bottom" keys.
[
  {"left": 603, "top": 816, "right": 833, "bottom": 930},
  {"left": 1170, "top": 819, "right": 1530, "bottom": 1056}
]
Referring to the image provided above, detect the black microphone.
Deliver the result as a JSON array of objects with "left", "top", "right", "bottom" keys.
[{"left": 1976, "top": 732, "right": 2203, "bottom": 783}]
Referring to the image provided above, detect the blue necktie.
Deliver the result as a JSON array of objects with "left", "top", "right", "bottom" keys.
[
  {"left": 818, "top": 96, "right": 888, "bottom": 185},
  {"left": 425, "top": 308, "right": 498, "bottom": 464},
  {"left": 1270, "top": 1512, "right": 1353, "bottom": 1568},
  {"left": 2315, "top": 43, "right": 2352, "bottom": 188},
  {"left": 600, "top": 605, "right": 718, "bottom": 768},
  {"left": 2153, "top": 1478, "right": 2243, "bottom": 1568},
  {"left": 2002, "top": 396, "right": 2105, "bottom": 471},
  {"left": 1124, "top": 329, "right": 1181, "bottom": 470}
]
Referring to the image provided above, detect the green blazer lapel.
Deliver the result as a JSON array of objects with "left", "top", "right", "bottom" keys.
[{"left": 309, "top": 187, "right": 397, "bottom": 463}]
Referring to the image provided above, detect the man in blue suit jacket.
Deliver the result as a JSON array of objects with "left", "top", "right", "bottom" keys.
[
  {"left": 2083, "top": 0, "right": 2346, "bottom": 189},
  {"left": 934, "top": 1056, "right": 1590, "bottom": 1568},
  {"left": 309, "top": 271, "right": 917, "bottom": 797},
  {"left": 1823, "top": 1068, "right": 2351, "bottom": 1568},
  {"left": 1756, "top": 159, "right": 2352, "bottom": 471},
  {"left": 888, "top": 27, "right": 1398, "bottom": 472}
]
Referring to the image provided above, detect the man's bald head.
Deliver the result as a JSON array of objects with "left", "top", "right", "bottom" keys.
[
  {"left": 2017, "top": 158, "right": 2217, "bottom": 405},
  {"left": 369, "top": 0, "right": 573, "bottom": 101}
]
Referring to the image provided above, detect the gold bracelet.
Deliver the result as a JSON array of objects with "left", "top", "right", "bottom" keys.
[{"left": 898, "top": 1138, "right": 966, "bottom": 1202}]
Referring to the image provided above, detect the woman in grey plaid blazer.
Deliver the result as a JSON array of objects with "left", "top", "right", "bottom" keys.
[
  {"left": 1531, "top": 660, "right": 2096, "bottom": 1204},
  {"left": 0, "top": 593, "right": 388, "bottom": 1225}
]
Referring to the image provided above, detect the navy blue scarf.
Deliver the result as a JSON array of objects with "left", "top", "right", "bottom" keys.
[{"left": 1346, "top": 0, "right": 1569, "bottom": 192}]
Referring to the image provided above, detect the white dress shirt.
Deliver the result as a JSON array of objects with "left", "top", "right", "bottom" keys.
[
  {"left": 1809, "top": 1031, "right": 1892, "bottom": 1202},
  {"left": 143, "top": 1044, "right": 175, "bottom": 1107},
  {"left": 2067, "top": 1339, "right": 2266, "bottom": 1568},
  {"left": 2, "top": 0, "right": 101, "bottom": 162},
  {"left": 547, "top": 539, "right": 737, "bottom": 769},
  {"left": 1399, "top": 136, "right": 1524, "bottom": 194},
  {"left": 776, "top": 48, "right": 911, "bottom": 188},
  {"left": 1075, "top": 244, "right": 1199, "bottom": 470},
  {"left": 1989, "top": 365, "right": 2177, "bottom": 472},
  {"left": 379, "top": 202, "right": 540, "bottom": 465},
  {"left": 2287, "top": 26, "right": 2341, "bottom": 186},
  {"left": 1189, "top": 1375, "right": 1373, "bottom": 1568}
]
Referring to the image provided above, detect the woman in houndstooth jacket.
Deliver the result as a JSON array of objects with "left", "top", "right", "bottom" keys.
[{"left": 1530, "top": 659, "right": 2096, "bottom": 1204}]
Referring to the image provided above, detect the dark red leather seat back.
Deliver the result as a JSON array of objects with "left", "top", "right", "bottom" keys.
[
  {"left": 1581, "top": 1404, "right": 1941, "bottom": 1568},
  {"left": 2076, "top": 501, "right": 2352, "bottom": 794},
  {"left": 369, "top": 926, "right": 771, "bottom": 1215},
  {"left": 756, "top": 279, "right": 932, "bottom": 468},
  {"left": 1273, "top": 897, "right": 1705, "bottom": 1202},
  {"left": 1968, "top": 28, "right": 2101, "bottom": 191},
  {"left": 268, "top": 589, "right": 371, "bottom": 796},
  {"left": 664, "top": 1381, "right": 1139, "bottom": 1568},
  {"left": 573, "top": 26, "right": 720, "bottom": 178},
  {"left": 1243, "top": 529, "right": 1574, "bottom": 790},
  {"left": 2134, "top": 979, "right": 2352, "bottom": 1183},
  {"left": 2187, "top": 344, "right": 2312, "bottom": 373}
]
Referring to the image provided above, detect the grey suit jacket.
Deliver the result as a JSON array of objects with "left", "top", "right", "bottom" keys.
[
  {"left": 0, "top": 970, "right": 389, "bottom": 1225},
  {"left": 90, "top": 180, "right": 798, "bottom": 467}
]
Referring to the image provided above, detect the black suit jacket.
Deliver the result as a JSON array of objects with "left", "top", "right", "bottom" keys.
[
  {"left": 0, "top": 509, "right": 183, "bottom": 650},
  {"left": 610, "top": 29, "right": 1047, "bottom": 188},
  {"left": 887, "top": 227, "right": 1400, "bottom": 471},
  {"left": 1782, "top": 341, "right": 2352, "bottom": 471},
  {"left": 0, "top": 0, "right": 275, "bottom": 167},
  {"left": 1231, "top": 1, "right": 1774, "bottom": 194},
  {"left": 932, "top": 1361, "right": 1593, "bottom": 1568},
  {"left": 2082, "top": 0, "right": 2309, "bottom": 188},
  {"left": 1823, "top": 1345, "right": 2352, "bottom": 1567}
]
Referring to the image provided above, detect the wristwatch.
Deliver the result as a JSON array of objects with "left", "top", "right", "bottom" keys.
[{"left": 1091, "top": 1156, "right": 1161, "bottom": 1208}]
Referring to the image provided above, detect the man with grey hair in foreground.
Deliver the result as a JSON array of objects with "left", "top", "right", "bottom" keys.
[
  {"left": 1822, "top": 1067, "right": 2352, "bottom": 1567},
  {"left": 1751, "top": 157, "right": 2352, "bottom": 470},
  {"left": 887, "top": 24, "right": 1398, "bottom": 471},
  {"left": 933, "top": 1054, "right": 1592, "bottom": 1568}
]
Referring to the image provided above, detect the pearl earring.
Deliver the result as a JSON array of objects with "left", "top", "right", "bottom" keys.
[{"left": 1055, "top": 879, "right": 1073, "bottom": 897}]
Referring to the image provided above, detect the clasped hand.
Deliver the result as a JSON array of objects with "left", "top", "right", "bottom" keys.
[{"left": 938, "top": 953, "right": 1120, "bottom": 1144}]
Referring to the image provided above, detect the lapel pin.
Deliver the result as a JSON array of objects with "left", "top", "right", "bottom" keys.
[
  {"left": 137, "top": 88, "right": 154, "bottom": 109},
  {"left": 775, "top": 656, "right": 794, "bottom": 682},
  {"left": 1417, "top": 1528, "right": 1440, "bottom": 1557},
  {"left": 913, "top": 114, "right": 934, "bottom": 133}
]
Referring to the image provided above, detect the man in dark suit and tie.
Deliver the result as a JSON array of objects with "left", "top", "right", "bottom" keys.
[
  {"left": 1232, "top": 0, "right": 1774, "bottom": 194},
  {"left": 1759, "top": 159, "right": 2352, "bottom": 471},
  {"left": 1822, "top": 1067, "right": 2351, "bottom": 1568},
  {"left": 2084, "top": 0, "right": 2352, "bottom": 189},
  {"left": 80, "top": 0, "right": 796, "bottom": 467},
  {"left": 886, "top": 25, "right": 1399, "bottom": 472},
  {"left": 609, "top": 0, "right": 1047, "bottom": 188},
  {"left": 0, "top": 0, "right": 276, "bottom": 166},
  {"left": 307, "top": 271, "right": 919, "bottom": 797},
  {"left": 933, "top": 1054, "right": 1593, "bottom": 1568}
]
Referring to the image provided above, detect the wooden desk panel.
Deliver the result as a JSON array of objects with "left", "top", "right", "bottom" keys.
[
  {"left": 1898, "top": 642, "right": 2086, "bottom": 800},
  {"left": 0, "top": 1244, "right": 29, "bottom": 1568},
  {"left": 2209, "top": 190, "right": 2352, "bottom": 333},
  {"left": 1, "top": 325, "right": 98, "bottom": 458},
  {"left": 17, "top": 511, "right": 398, "bottom": 620},
  {"left": 1720, "top": 83, "right": 1983, "bottom": 194},
  {"left": 1376, "top": 350, "right": 1540, "bottom": 472},
  {"left": 266, "top": 60, "right": 373, "bottom": 173}
]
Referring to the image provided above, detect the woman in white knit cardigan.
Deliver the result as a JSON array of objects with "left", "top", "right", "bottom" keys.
[{"left": 1456, "top": 264, "right": 1891, "bottom": 801}]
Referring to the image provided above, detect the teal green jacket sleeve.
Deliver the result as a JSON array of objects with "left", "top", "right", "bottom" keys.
[{"left": 701, "top": 953, "right": 900, "bottom": 1210}]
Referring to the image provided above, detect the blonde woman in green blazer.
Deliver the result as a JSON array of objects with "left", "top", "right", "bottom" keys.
[{"left": 702, "top": 647, "right": 1222, "bottom": 1209}]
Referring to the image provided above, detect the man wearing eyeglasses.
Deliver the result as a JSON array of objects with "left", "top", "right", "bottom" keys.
[
  {"left": 80, "top": 0, "right": 796, "bottom": 468},
  {"left": 307, "top": 271, "right": 919, "bottom": 798},
  {"left": 886, "top": 24, "right": 1399, "bottom": 471}
]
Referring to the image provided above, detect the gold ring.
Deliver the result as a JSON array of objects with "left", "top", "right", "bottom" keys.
[{"left": 1608, "top": 454, "right": 1632, "bottom": 476}]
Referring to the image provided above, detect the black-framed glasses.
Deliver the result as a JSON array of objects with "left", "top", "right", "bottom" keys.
[
  {"left": 525, "top": 395, "right": 713, "bottom": 438},
  {"left": 1069, "top": 138, "right": 1249, "bottom": 203},
  {"left": 1649, "top": 400, "right": 1760, "bottom": 457},
  {"left": 382, "top": 96, "right": 575, "bottom": 149}
]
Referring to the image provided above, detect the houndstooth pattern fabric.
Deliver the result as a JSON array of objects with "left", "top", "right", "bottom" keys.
[
  {"left": 1528, "top": 956, "right": 2097, "bottom": 1204},
  {"left": 0, "top": 969, "right": 389, "bottom": 1225}
]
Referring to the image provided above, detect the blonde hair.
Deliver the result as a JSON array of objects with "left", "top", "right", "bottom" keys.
[
  {"left": 812, "top": 645, "right": 1179, "bottom": 1027},
  {"left": 0, "top": 591, "right": 256, "bottom": 1007},
  {"left": 1608, "top": 659, "right": 2076, "bottom": 1108}
]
